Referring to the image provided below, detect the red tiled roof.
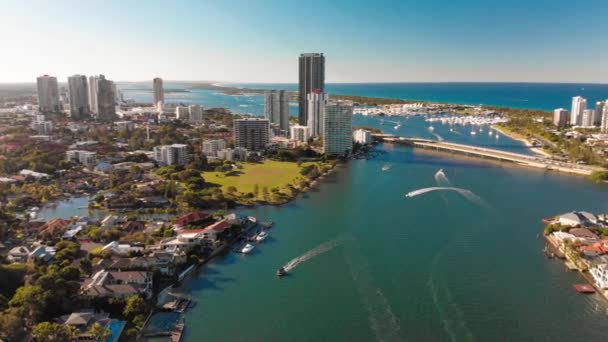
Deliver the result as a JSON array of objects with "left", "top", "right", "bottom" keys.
[
  {"left": 175, "top": 211, "right": 209, "bottom": 226},
  {"left": 39, "top": 218, "right": 71, "bottom": 235},
  {"left": 206, "top": 219, "right": 231, "bottom": 232}
]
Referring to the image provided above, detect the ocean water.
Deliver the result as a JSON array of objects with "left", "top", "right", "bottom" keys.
[{"left": 227, "top": 82, "right": 608, "bottom": 111}]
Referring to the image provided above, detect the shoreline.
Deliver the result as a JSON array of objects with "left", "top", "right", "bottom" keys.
[{"left": 491, "top": 125, "right": 552, "bottom": 158}]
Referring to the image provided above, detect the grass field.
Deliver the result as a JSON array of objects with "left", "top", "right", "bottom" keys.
[{"left": 203, "top": 160, "right": 310, "bottom": 194}]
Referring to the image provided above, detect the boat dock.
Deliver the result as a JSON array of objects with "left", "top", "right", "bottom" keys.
[{"left": 170, "top": 322, "right": 185, "bottom": 342}]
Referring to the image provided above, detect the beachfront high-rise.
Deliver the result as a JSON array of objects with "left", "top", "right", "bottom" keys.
[
  {"left": 323, "top": 100, "right": 353, "bottom": 155},
  {"left": 189, "top": 105, "right": 204, "bottom": 122},
  {"left": 96, "top": 75, "right": 117, "bottom": 122},
  {"left": 602, "top": 100, "right": 608, "bottom": 133},
  {"left": 88, "top": 76, "right": 99, "bottom": 114},
  {"left": 307, "top": 90, "right": 328, "bottom": 137},
  {"left": 233, "top": 118, "right": 270, "bottom": 151},
  {"left": 68, "top": 75, "right": 90, "bottom": 120},
  {"left": 298, "top": 53, "right": 325, "bottom": 125},
  {"left": 581, "top": 109, "right": 595, "bottom": 128},
  {"left": 553, "top": 108, "right": 568, "bottom": 128},
  {"left": 264, "top": 90, "right": 290, "bottom": 135},
  {"left": 153, "top": 77, "right": 164, "bottom": 107},
  {"left": 571, "top": 96, "right": 587, "bottom": 126},
  {"left": 36, "top": 75, "right": 60, "bottom": 113},
  {"left": 594, "top": 101, "right": 605, "bottom": 126}
]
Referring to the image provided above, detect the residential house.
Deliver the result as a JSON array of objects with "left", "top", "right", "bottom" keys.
[
  {"left": 174, "top": 211, "right": 210, "bottom": 228},
  {"left": 7, "top": 246, "right": 30, "bottom": 263},
  {"left": 84, "top": 270, "right": 153, "bottom": 299},
  {"left": 39, "top": 218, "right": 71, "bottom": 236},
  {"left": 28, "top": 245, "right": 56, "bottom": 264},
  {"left": 102, "top": 241, "right": 145, "bottom": 256},
  {"left": 590, "top": 264, "right": 608, "bottom": 289}
]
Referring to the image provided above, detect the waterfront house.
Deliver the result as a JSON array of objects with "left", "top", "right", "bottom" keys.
[
  {"left": 107, "top": 253, "right": 178, "bottom": 276},
  {"left": 558, "top": 211, "right": 598, "bottom": 227},
  {"left": 39, "top": 218, "right": 71, "bottom": 237},
  {"left": 590, "top": 264, "right": 608, "bottom": 289},
  {"left": 569, "top": 228, "right": 599, "bottom": 241},
  {"left": 7, "top": 245, "right": 30, "bottom": 263},
  {"left": 551, "top": 231, "right": 577, "bottom": 243},
  {"left": 58, "top": 310, "right": 125, "bottom": 342},
  {"left": 84, "top": 270, "right": 153, "bottom": 299},
  {"left": 102, "top": 241, "right": 145, "bottom": 256},
  {"left": 174, "top": 211, "right": 210, "bottom": 228}
]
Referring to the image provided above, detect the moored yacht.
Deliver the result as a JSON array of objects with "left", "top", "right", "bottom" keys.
[
  {"left": 255, "top": 231, "right": 268, "bottom": 242},
  {"left": 241, "top": 243, "right": 255, "bottom": 254}
]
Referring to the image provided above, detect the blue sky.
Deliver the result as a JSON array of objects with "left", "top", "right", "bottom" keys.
[{"left": 1, "top": 0, "right": 607, "bottom": 83}]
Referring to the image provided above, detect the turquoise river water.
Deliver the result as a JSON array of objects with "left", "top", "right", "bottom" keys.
[{"left": 113, "top": 84, "right": 608, "bottom": 341}]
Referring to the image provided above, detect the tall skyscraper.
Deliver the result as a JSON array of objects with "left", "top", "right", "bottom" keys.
[
  {"left": 175, "top": 106, "right": 189, "bottom": 120},
  {"left": 307, "top": 90, "right": 328, "bottom": 137},
  {"left": 96, "top": 75, "right": 117, "bottom": 122},
  {"left": 88, "top": 76, "right": 99, "bottom": 114},
  {"left": 68, "top": 75, "right": 90, "bottom": 120},
  {"left": 594, "top": 101, "right": 605, "bottom": 126},
  {"left": 601, "top": 100, "right": 608, "bottom": 133},
  {"left": 571, "top": 96, "right": 587, "bottom": 126},
  {"left": 36, "top": 75, "right": 60, "bottom": 112},
  {"left": 153, "top": 78, "right": 164, "bottom": 106},
  {"left": 298, "top": 53, "right": 325, "bottom": 125},
  {"left": 323, "top": 100, "right": 353, "bottom": 155},
  {"left": 233, "top": 118, "right": 270, "bottom": 151},
  {"left": 581, "top": 109, "right": 595, "bottom": 128},
  {"left": 188, "top": 105, "right": 204, "bottom": 122},
  {"left": 264, "top": 90, "right": 290, "bottom": 134},
  {"left": 553, "top": 108, "right": 568, "bottom": 128}
]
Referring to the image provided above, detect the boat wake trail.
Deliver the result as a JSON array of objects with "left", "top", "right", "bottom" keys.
[
  {"left": 432, "top": 132, "right": 444, "bottom": 142},
  {"left": 282, "top": 239, "right": 342, "bottom": 272},
  {"left": 344, "top": 244, "right": 403, "bottom": 341},
  {"left": 406, "top": 187, "right": 487, "bottom": 208}
]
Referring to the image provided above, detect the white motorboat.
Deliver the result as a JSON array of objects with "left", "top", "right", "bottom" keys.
[
  {"left": 470, "top": 131, "right": 477, "bottom": 135},
  {"left": 241, "top": 243, "right": 255, "bottom": 254},
  {"left": 255, "top": 231, "right": 268, "bottom": 242}
]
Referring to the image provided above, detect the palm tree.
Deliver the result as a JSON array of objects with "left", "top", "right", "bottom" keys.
[{"left": 88, "top": 322, "right": 110, "bottom": 341}]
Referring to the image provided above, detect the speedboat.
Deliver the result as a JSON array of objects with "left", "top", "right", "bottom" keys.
[
  {"left": 241, "top": 243, "right": 255, "bottom": 254},
  {"left": 382, "top": 165, "right": 391, "bottom": 171},
  {"left": 277, "top": 267, "right": 287, "bottom": 277},
  {"left": 428, "top": 126, "right": 435, "bottom": 131},
  {"left": 255, "top": 231, "right": 268, "bottom": 242},
  {"left": 470, "top": 131, "right": 477, "bottom": 135}
]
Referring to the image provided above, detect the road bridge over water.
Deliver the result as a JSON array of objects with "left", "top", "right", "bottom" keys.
[{"left": 373, "top": 134, "right": 596, "bottom": 176}]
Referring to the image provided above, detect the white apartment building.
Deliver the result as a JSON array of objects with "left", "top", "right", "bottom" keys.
[
  {"left": 153, "top": 144, "right": 189, "bottom": 165},
  {"left": 290, "top": 125, "right": 311, "bottom": 143},
  {"left": 189, "top": 105, "right": 204, "bottom": 122},
  {"left": 66, "top": 150, "right": 97, "bottom": 165},
  {"left": 175, "top": 106, "right": 189, "bottom": 120},
  {"left": 353, "top": 129, "right": 372, "bottom": 144},
  {"left": 553, "top": 108, "right": 568, "bottom": 128},
  {"left": 307, "top": 90, "right": 327, "bottom": 137},
  {"left": 201, "top": 139, "right": 227, "bottom": 157},
  {"left": 571, "top": 96, "right": 587, "bottom": 126}
]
